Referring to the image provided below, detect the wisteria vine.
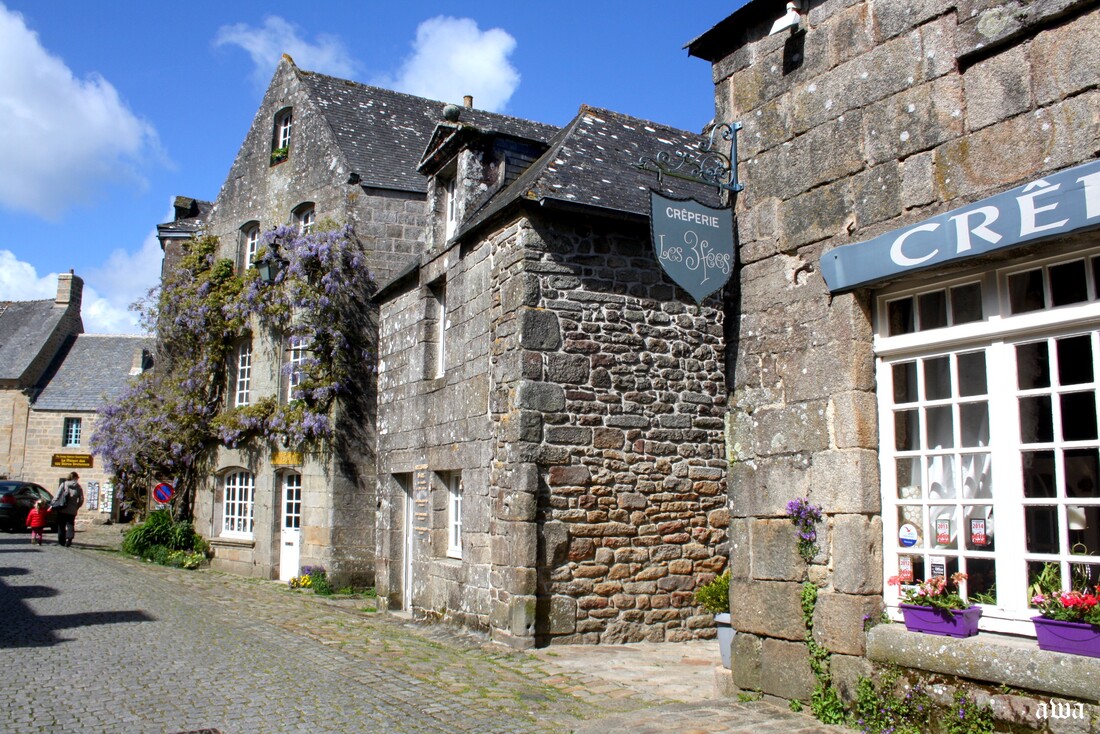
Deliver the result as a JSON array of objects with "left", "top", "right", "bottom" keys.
[{"left": 91, "top": 224, "right": 376, "bottom": 518}]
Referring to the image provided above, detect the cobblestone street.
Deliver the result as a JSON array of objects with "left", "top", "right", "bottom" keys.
[{"left": 0, "top": 528, "right": 846, "bottom": 734}]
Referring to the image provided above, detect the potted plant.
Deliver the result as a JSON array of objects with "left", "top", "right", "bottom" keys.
[
  {"left": 1030, "top": 587, "right": 1100, "bottom": 657},
  {"left": 695, "top": 570, "right": 732, "bottom": 668},
  {"left": 889, "top": 572, "right": 982, "bottom": 638}
]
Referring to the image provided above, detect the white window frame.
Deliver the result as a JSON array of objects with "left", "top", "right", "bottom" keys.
[
  {"left": 222, "top": 470, "right": 255, "bottom": 538},
  {"left": 877, "top": 247, "right": 1100, "bottom": 637},
  {"left": 243, "top": 224, "right": 260, "bottom": 270},
  {"left": 446, "top": 472, "right": 462, "bottom": 559},
  {"left": 283, "top": 472, "right": 302, "bottom": 530},
  {"left": 234, "top": 341, "right": 252, "bottom": 407},
  {"left": 431, "top": 280, "right": 447, "bottom": 379},
  {"left": 287, "top": 335, "right": 308, "bottom": 400},
  {"left": 294, "top": 205, "right": 315, "bottom": 235},
  {"left": 443, "top": 175, "right": 458, "bottom": 239},
  {"left": 62, "top": 417, "right": 81, "bottom": 447},
  {"left": 276, "top": 109, "right": 292, "bottom": 151}
]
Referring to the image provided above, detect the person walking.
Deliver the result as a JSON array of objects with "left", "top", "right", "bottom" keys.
[
  {"left": 52, "top": 471, "right": 84, "bottom": 547},
  {"left": 26, "top": 498, "right": 49, "bottom": 545}
]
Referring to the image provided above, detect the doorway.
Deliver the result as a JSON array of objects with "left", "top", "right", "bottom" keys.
[
  {"left": 400, "top": 474, "right": 414, "bottom": 610},
  {"left": 279, "top": 472, "right": 302, "bottom": 582}
]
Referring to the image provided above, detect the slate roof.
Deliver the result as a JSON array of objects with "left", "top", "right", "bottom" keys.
[
  {"left": 33, "top": 334, "right": 153, "bottom": 412},
  {"left": 457, "top": 105, "right": 724, "bottom": 240},
  {"left": 157, "top": 198, "right": 213, "bottom": 237},
  {"left": 298, "top": 70, "right": 560, "bottom": 194},
  {"left": 0, "top": 301, "right": 67, "bottom": 382}
]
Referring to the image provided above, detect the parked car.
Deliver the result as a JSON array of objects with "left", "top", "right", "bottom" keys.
[{"left": 0, "top": 481, "right": 54, "bottom": 532}]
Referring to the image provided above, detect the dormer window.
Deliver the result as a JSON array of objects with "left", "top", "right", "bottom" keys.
[
  {"left": 240, "top": 222, "right": 260, "bottom": 270},
  {"left": 293, "top": 203, "right": 315, "bottom": 235},
  {"left": 271, "top": 108, "right": 292, "bottom": 165}
]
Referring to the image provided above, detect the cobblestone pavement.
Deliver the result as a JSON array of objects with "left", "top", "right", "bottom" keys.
[{"left": 0, "top": 524, "right": 851, "bottom": 734}]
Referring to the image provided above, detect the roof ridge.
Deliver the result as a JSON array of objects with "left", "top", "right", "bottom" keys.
[{"left": 298, "top": 68, "right": 557, "bottom": 131}]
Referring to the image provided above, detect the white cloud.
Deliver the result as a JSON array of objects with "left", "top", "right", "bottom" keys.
[
  {"left": 215, "top": 16, "right": 359, "bottom": 84},
  {"left": 0, "top": 3, "right": 159, "bottom": 219},
  {"left": 376, "top": 17, "right": 520, "bottom": 112},
  {"left": 0, "top": 242, "right": 159, "bottom": 335}
]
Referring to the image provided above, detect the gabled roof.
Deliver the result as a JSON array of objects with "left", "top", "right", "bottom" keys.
[
  {"left": 298, "top": 70, "right": 560, "bottom": 193},
  {"left": 33, "top": 334, "right": 153, "bottom": 412},
  {"left": 0, "top": 301, "right": 69, "bottom": 383},
  {"left": 457, "top": 105, "right": 724, "bottom": 240}
]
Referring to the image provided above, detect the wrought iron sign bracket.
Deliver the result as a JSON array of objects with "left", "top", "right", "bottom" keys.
[{"left": 634, "top": 121, "right": 744, "bottom": 195}]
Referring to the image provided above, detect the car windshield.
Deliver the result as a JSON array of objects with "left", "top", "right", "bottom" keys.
[{"left": 0, "top": 482, "right": 21, "bottom": 494}]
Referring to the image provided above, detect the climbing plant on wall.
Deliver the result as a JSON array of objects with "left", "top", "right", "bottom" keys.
[{"left": 91, "top": 224, "right": 375, "bottom": 519}]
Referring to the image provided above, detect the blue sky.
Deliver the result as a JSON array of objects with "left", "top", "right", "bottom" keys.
[{"left": 0, "top": 1, "right": 746, "bottom": 333}]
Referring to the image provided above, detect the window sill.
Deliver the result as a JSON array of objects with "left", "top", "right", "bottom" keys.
[
  {"left": 210, "top": 536, "right": 255, "bottom": 549},
  {"left": 867, "top": 623, "right": 1100, "bottom": 701}
]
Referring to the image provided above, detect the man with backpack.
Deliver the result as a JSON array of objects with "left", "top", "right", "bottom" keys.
[{"left": 52, "top": 471, "right": 85, "bottom": 547}]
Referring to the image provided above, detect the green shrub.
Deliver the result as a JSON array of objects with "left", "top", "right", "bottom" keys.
[
  {"left": 122, "top": 510, "right": 207, "bottom": 569},
  {"left": 694, "top": 570, "right": 730, "bottom": 614}
]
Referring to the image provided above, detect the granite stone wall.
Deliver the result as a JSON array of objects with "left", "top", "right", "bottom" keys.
[
  {"left": 699, "top": 0, "right": 1099, "bottom": 702},
  {"left": 502, "top": 213, "right": 730, "bottom": 646}
]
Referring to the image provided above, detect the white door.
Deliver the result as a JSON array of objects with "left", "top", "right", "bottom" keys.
[
  {"left": 279, "top": 473, "right": 302, "bottom": 582},
  {"left": 402, "top": 475, "right": 414, "bottom": 610}
]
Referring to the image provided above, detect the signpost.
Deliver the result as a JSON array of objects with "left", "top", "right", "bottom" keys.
[{"left": 153, "top": 482, "right": 174, "bottom": 504}]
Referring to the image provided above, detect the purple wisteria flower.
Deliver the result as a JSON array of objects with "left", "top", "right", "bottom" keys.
[{"left": 785, "top": 497, "right": 823, "bottom": 562}]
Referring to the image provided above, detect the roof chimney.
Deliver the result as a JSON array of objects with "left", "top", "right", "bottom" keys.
[
  {"left": 130, "top": 347, "right": 152, "bottom": 376},
  {"left": 56, "top": 270, "right": 83, "bottom": 310},
  {"left": 463, "top": 95, "right": 473, "bottom": 109}
]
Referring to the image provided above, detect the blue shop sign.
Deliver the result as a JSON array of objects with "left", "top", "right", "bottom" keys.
[{"left": 821, "top": 159, "right": 1100, "bottom": 293}]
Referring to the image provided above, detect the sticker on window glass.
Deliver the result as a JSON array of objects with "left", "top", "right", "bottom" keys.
[
  {"left": 898, "top": 556, "right": 914, "bottom": 583},
  {"left": 899, "top": 523, "right": 920, "bottom": 547},
  {"left": 930, "top": 556, "right": 946, "bottom": 579},
  {"left": 936, "top": 519, "right": 951, "bottom": 545},
  {"left": 970, "top": 518, "right": 988, "bottom": 546}
]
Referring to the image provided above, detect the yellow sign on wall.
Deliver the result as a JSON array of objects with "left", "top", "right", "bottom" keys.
[
  {"left": 51, "top": 453, "right": 94, "bottom": 468},
  {"left": 271, "top": 451, "right": 303, "bottom": 467}
]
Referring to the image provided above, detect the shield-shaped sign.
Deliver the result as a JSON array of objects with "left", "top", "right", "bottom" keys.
[{"left": 649, "top": 191, "right": 735, "bottom": 303}]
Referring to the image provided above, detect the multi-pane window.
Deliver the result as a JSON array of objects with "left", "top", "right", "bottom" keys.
[
  {"left": 283, "top": 473, "right": 302, "bottom": 530},
  {"left": 234, "top": 341, "right": 252, "bottom": 407},
  {"left": 272, "top": 108, "right": 292, "bottom": 164},
  {"left": 287, "top": 336, "right": 308, "bottom": 400},
  {"left": 222, "top": 471, "right": 255, "bottom": 537},
  {"left": 242, "top": 224, "right": 260, "bottom": 270},
  {"left": 879, "top": 250, "right": 1100, "bottom": 636},
  {"left": 446, "top": 472, "right": 462, "bottom": 559},
  {"left": 294, "top": 204, "right": 315, "bottom": 235},
  {"left": 62, "top": 417, "right": 81, "bottom": 447}
]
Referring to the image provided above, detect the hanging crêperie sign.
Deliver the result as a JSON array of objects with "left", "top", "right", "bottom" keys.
[
  {"left": 635, "top": 121, "right": 742, "bottom": 304},
  {"left": 650, "top": 193, "right": 735, "bottom": 302}
]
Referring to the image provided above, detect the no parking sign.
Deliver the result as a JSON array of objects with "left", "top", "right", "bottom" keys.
[{"left": 153, "top": 482, "right": 174, "bottom": 504}]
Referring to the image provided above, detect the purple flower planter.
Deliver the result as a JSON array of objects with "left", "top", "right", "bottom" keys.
[
  {"left": 899, "top": 604, "right": 982, "bottom": 637},
  {"left": 1033, "top": 616, "right": 1100, "bottom": 658}
]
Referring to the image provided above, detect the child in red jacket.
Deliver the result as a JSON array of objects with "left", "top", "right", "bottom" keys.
[{"left": 26, "top": 499, "right": 48, "bottom": 545}]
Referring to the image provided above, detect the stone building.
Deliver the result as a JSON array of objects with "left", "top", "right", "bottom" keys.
[
  {"left": 689, "top": 0, "right": 1099, "bottom": 715},
  {"left": 374, "top": 104, "right": 730, "bottom": 649},
  {"left": 25, "top": 333, "right": 153, "bottom": 515},
  {"left": 0, "top": 273, "right": 84, "bottom": 481},
  {"left": 176, "top": 56, "right": 557, "bottom": 585},
  {"left": 0, "top": 272, "right": 151, "bottom": 516}
]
